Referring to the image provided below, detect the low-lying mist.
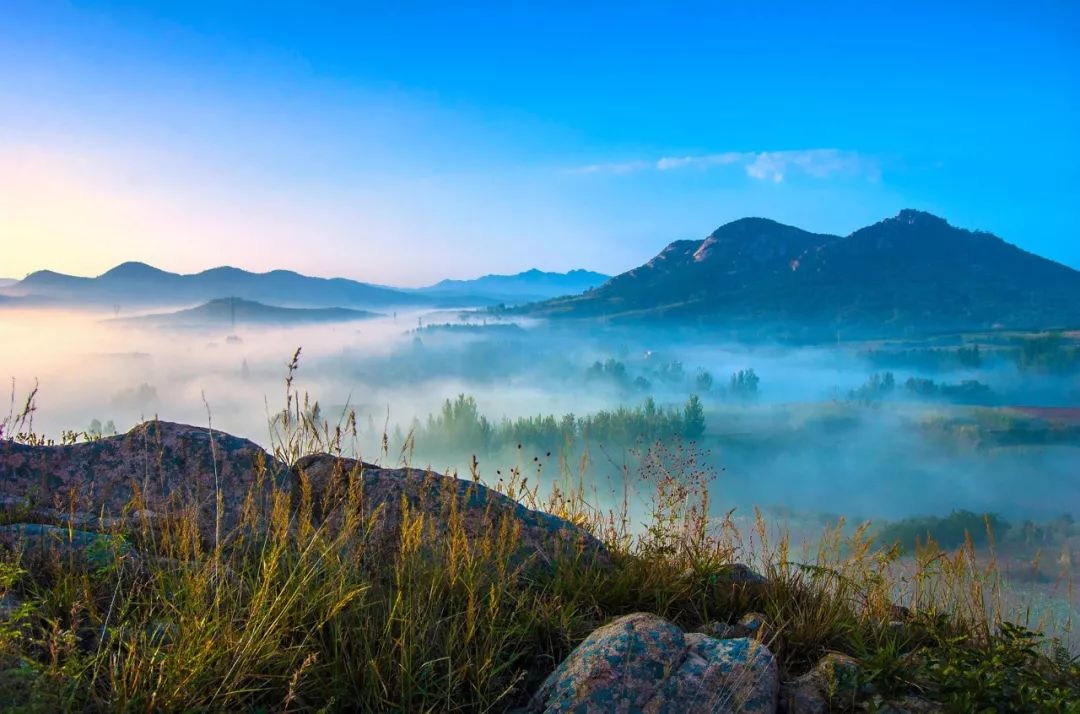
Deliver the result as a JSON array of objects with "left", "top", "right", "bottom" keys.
[{"left": 4, "top": 305, "right": 1079, "bottom": 527}]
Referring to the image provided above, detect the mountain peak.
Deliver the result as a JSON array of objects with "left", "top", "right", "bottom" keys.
[
  {"left": 707, "top": 216, "right": 788, "bottom": 238},
  {"left": 692, "top": 217, "right": 835, "bottom": 264},
  {"left": 526, "top": 210, "right": 1080, "bottom": 336},
  {"left": 890, "top": 209, "right": 949, "bottom": 228},
  {"left": 99, "top": 262, "right": 171, "bottom": 279}
]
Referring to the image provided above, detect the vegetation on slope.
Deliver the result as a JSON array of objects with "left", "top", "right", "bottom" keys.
[{"left": 0, "top": 373, "right": 1077, "bottom": 712}]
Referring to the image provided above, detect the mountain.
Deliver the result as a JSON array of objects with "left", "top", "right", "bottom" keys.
[
  {"left": 0, "top": 279, "right": 16, "bottom": 288},
  {"left": 521, "top": 210, "right": 1080, "bottom": 338},
  {"left": 2, "top": 262, "right": 440, "bottom": 309},
  {"left": 415, "top": 268, "right": 609, "bottom": 304},
  {"left": 116, "top": 298, "right": 379, "bottom": 328}
]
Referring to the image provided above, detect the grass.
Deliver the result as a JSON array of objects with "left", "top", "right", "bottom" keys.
[{"left": 0, "top": 365, "right": 1078, "bottom": 712}]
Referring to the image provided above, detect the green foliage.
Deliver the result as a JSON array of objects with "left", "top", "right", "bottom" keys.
[
  {"left": 904, "top": 377, "right": 994, "bottom": 404},
  {"left": 409, "top": 393, "right": 707, "bottom": 456},
  {"left": 585, "top": 357, "right": 631, "bottom": 387},
  {"left": 876, "top": 510, "right": 1010, "bottom": 552},
  {"left": 728, "top": 368, "right": 759, "bottom": 398},
  {"left": 682, "top": 395, "right": 706, "bottom": 441},
  {"left": 694, "top": 369, "right": 714, "bottom": 393},
  {"left": 917, "top": 623, "right": 1080, "bottom": 711},
  {"left": 2, "top": 369, "right": 1076, "bottom": 712},
  {"left": 850, "top": 372, "right": 895, "bottom": 401},
  {"left": 1013, "top": 333, "right": 1080, "bottom": 375},
  {"left": 860, "top": 345, "right": 984, "bottom": 371}
]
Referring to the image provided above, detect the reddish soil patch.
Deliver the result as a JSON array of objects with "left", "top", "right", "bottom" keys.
[{"left": 1010, "top": 406, "right": 1080, "bottom": 424}]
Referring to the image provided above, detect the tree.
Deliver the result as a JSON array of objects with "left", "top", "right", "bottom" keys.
[
  {"left": 729, "top": 368, "right": 760, "bottom": 397},
  {"left": 694, "top": 370, "right": 714, "bottom": 393},
  {"left": 683, "top": 395, "right": 706, "bottom": 441}
]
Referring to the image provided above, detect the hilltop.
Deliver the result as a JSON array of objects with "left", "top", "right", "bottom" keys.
[
  {"left": 523, "top": 210, "right": 1080, "bottom": 339},
  {"left": 415, "top": 268, "right": 610, "bottom": 304},
  {"left": 115, "top": 297, "right": 379, "bottom": 328}
]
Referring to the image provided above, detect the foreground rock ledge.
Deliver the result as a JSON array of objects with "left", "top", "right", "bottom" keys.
[
  {"left": 0, "top": 421, "right": 607, "bottom": 568},
  {"left": 291, "top": 453, "right": 609, "bottom": 568},
  {"left": 0, "top": 421, "right": 273, "bottom": 533}
]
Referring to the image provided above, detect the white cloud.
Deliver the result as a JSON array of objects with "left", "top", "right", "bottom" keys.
[
  {"left": 656, "top": 152, "right": 745, "bottom": 170},
  {"left": 573, "top": 149, "right": 878, "bottom": 182},
  {"left": 570, "top": 160, "right": 653, "bottom": 175}
]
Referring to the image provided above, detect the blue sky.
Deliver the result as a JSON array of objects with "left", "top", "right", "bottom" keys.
[{"left": 1, "top": 1, "right": 1077, "bottom": 284}]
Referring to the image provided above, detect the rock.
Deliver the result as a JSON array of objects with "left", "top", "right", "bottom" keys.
[
  {"left": 717, "top": 564, "right": 768, "bottom": 585},
  {"left": 528, "top": 612, "right": 778, "bottom": 713},
  {"left": 0, "top": 424, "right": 607, "bottom": 570},
  {"left": 291, "top": 454, "right": 608, "bottom": 569},
  {"left": 705, "top": 612, "right": 773, "bottom": 643},
  {"left": 779, "top": 652, "right": 862, "bottom": 714},
  {"left": 0, "top": 523, "right": 135, "bottom": 567},
  {"left": 0, "top": 421, "right": 279, "bottom": 539}
]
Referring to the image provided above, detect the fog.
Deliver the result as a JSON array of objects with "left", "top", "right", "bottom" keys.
[{"left": 4, "top": 305, "right": 1079, "bottom": 528}]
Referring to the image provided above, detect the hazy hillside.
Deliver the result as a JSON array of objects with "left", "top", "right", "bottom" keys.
[
  {"left": 1, "top": 262, "right": 436, "bottom": 310},
  {"left": 523, "top": 210, "right": 1080, "bottom": 338},
  {"left": 116, "top": 298, "right": 379, "bottom": 328},
  {"left": 415, "top": 268, "right": 609, "bottom": 304}
]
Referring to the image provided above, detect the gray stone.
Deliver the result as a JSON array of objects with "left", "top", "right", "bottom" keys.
[
  {"left": 0, "top": 421, "right": 279, "bottom": 540},
  {"left": 705, "top": 612, "right": 773, "bottom": 643},
  {"left": 0, "top": 424, "right": 606, "bottom": 572},
  {"left": 529, "top": 612, "right": 778, "bottom": 713},
  {"left": 291, "top": 454, "right": 608, "bottom": 569},
  {"left": 0, "top": 523, "right": 134, "bottom": 567}
]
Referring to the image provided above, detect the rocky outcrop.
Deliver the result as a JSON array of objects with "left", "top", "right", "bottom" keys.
[
  {"left": 0, "top": 421, "right": 277, "bottom": 536},
  {"left": 291, "top": 454, "right": 608, "bottom": 568},
  {"left": 0, "top": 422, "right": 605, "bottom": 570},
  {"left": 527, "top": 612, "right": 778, "bottom": 713}
]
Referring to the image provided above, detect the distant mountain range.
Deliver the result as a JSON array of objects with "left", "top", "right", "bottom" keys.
[
  {"left": 0, "top": 263, "right": 605, "bottom": 310},
  {"left": 116, "top": 298, "right": 379, "bottom": 328},
  {"left": 2, "top": 263, "right": 427, "bottom": 310},
  {"left": 520, "top": 210, "right": 1080, "bottom": 338},
  {"left": 414, "top": 269, "right": 609, "bottom": 304},
  {"left": 0, "top": 279, "right": 16, "bottom": 289}
]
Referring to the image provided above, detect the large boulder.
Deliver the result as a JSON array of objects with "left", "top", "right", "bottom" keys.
[
  {"left": 0, "top": 420, "right": 279, "bottom": 536},
  {"left": 0, "top": 424, "right": 606, "bottom": 569},
  {"left": 291, "top": 454, "right": 607, "bottom": 569},
  {"left": 528, "top": 612, "right": 778, "bottom": 713}
]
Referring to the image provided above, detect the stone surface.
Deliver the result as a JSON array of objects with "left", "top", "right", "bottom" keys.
[
  {"left": 717, "top": 564, "right": 768, "bottom": 585},
  {"left": 528, "top": 612, "right": 778, "bottom": 713},
  {"left": 0, "top": 523, "right": 135, "bottom": 566},
  {"left": 291, "top": 454, "right": 608, "bottom": 568},
  {"left": 0, "top": 423, "right": 606, "bottom": 569},
  {"left": 0, "top": 421, "right": 277, "bottom": 537},
  {"left": 779, "top": 652, "right": 862, "bottom": 714},
  {"left": 705, "top": 612, "right": 773, "bottom": 643}
]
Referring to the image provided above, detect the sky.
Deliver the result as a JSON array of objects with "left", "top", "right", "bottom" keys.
[{"left": 1, "top": 1, "right": 1077, "bottom": 286}]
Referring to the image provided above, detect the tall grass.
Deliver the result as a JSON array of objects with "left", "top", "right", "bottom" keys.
[{"left": 0, "top": 368, "right": 1076, "bottom": 712}]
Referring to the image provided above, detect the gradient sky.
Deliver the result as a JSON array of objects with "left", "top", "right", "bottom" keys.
[{"left": 1, "top": 1, "right": 1077, "bottom": 285}]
